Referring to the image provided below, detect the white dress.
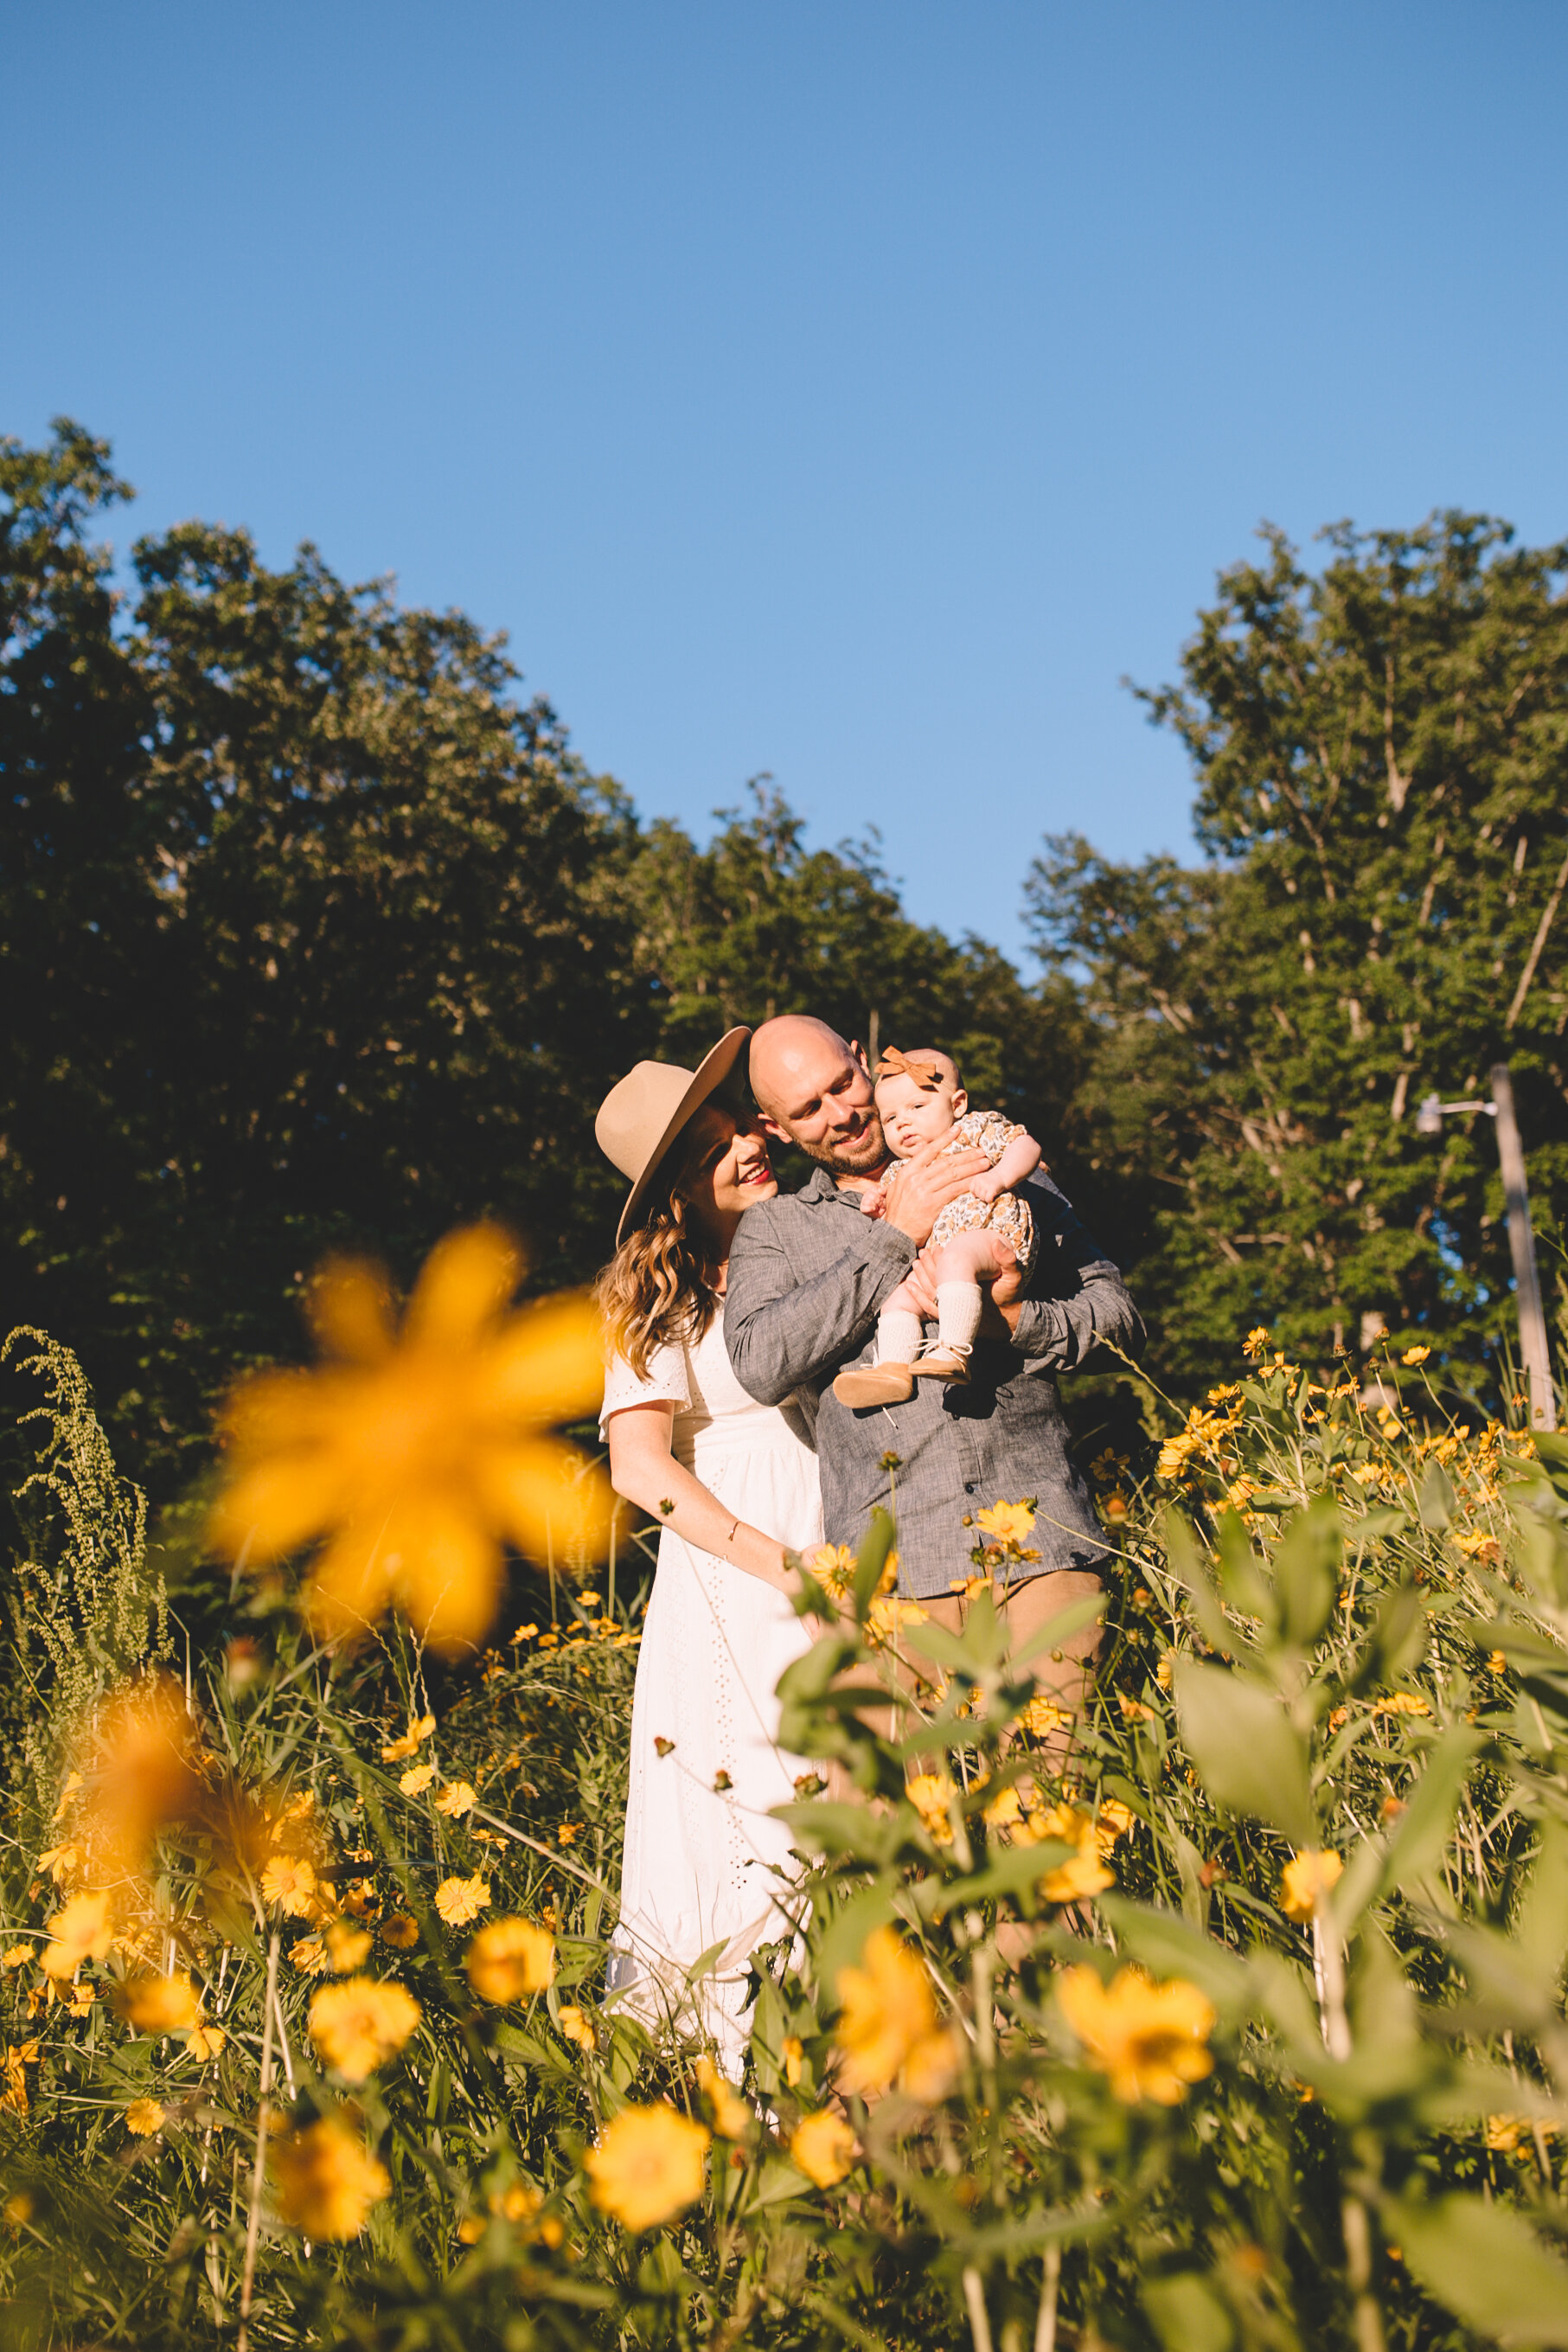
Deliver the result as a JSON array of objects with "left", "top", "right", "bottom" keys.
[{"left": 599, "top": 1309, "right": 822, "bottom": 2067}]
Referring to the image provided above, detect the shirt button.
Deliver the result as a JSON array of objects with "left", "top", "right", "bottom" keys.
[{"left": 963, "top": 1481, "right": 976, "bottom": 1494}]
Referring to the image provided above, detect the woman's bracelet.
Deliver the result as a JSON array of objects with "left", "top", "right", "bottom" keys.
[{"left": 725, "top": 1516, "right": 739, "bottom": 1551}]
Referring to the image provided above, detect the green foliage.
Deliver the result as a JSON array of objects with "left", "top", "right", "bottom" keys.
[
  {"left": 1027, "top": 515, "right": 1568, "bottom": 1400},
  {"left": 6, "top": 1334, "right": 1568, "bottom": 2348}
]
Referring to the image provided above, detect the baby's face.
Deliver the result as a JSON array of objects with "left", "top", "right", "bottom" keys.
[{"left": 874, "top": 1067, "right": 965, "bottom": 1158}]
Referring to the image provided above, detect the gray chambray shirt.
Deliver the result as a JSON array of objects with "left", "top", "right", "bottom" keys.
[{"left": 724, "top": 1167, "right": 1145, "bottom": 1601}]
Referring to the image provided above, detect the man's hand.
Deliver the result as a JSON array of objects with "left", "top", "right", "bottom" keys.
[{"left": 883, "top": 1138, "right": 991, "bottom": 1246}]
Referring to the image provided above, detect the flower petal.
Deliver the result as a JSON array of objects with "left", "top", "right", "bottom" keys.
[
  {"left": 308, "top": 1259, "right": 396, "bottom": 1364},
  {"left": 404, "top": 1224, "right": 523, "bottom": 1350}
]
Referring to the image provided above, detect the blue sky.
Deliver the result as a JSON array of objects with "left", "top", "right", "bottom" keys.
[{"left": 6, "top": 3, "right": 1567, "bottom": 958}]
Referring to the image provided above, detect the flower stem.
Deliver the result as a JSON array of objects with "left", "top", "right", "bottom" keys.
[
  {"left": 963, "top": 2263, "right": 995, "bottom": 2352},
  {"left": 1034, "top": 2244, "right": 1061, "bottom": 2352},
  {"left": 236, "top": 1929, "right": 279, "bottom": 2352}
]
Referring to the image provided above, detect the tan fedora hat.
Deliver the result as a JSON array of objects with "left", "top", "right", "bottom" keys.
[{"left": 595, "top": 1027, "right": 752, "bottom": 1246}]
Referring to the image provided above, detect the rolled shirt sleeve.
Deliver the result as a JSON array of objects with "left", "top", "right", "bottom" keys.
[{"left": 725, "top": 1201, "right": 916, "bottom": 1407}]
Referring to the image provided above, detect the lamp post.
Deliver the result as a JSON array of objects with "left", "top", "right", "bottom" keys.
[{"left": 1414, "top": 1064, "right": 1558, "bottom": 1434}]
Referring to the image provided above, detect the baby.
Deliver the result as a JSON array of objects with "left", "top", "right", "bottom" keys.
[{"left": 832, "top": 1046, "right": 1043, "bottom": 1410}]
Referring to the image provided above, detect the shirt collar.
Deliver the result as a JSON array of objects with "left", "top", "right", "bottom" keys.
[{"left": 800, "top": 1165, "right": 879, "bottom": 1207}]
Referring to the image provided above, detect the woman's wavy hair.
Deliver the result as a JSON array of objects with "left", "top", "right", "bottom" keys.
[{"left": 594, "top": 1120, "right": 725, "bottom": 1380}]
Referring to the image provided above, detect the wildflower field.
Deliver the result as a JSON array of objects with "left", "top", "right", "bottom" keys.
[{"left": 4, "top": 1240, "right": 1568, "bottom": 2351}]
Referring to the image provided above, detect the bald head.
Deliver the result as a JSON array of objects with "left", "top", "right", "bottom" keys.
[{"left": 748, "top": 1015, "right": 886, "bottom": 1178}]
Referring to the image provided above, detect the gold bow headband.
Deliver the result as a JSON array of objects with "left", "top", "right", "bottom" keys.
[{"left": 876, "top": 1046, "right": 943, "bottom": 1091}]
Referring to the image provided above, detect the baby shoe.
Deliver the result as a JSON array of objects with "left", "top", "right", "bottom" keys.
[
  {"left": 832, "top": 1361, "right": 917, "bottom": 1408},
  {"left": 912, "top": 1343, "right": 971, "bottom": 1385}
]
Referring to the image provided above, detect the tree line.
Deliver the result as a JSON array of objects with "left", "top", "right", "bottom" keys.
[{"left": 4, "top": 421, "right": 1565, "bottom": 1498}]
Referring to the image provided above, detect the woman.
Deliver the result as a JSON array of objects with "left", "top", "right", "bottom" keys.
[{"left": 594, "top": 1029, "right": 821, "bottom": 2066}]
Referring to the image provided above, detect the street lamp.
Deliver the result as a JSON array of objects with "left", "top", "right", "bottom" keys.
[{"left": 1412, "top": 1065, "right": 1558, "bottom": 1433}]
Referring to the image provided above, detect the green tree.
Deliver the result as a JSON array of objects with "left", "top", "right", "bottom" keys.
[
  {"left": 1030, "top": 513, "right": 1568, "bottom": 1402},
  {"left": 3, "top": 422, "right": 654, "bottom": 1492}
]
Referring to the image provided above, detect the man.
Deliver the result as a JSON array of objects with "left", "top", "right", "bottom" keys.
[{"left": 725, "top": 1015, "right": 1144, "bottom": 1705}]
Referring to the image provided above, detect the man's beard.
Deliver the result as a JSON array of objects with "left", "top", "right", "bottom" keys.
[{"left": 797, "top": 1111, "right": 887, "bottom": 1179}]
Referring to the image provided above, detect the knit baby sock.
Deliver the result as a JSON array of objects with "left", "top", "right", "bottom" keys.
[
  {"left": 876, "top": 1308, "right": 925, "bottom": 1366},
  {"left": 935, "top": 1281, "right": 982, "bottom": 1356}
]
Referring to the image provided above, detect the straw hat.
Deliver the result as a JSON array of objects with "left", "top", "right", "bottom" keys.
[{"left": 594, "top": 1027, "right": 752, "bottom": 1246}]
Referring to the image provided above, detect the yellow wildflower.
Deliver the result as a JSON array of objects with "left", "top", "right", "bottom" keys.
[
  {"left": 260, "top": 1855, "right": 318, "bottom": 1918},
  {"left": 558, "top": 2004, "right": 594, "bottom": 2050},
  {"left": 1280, "top": 1849, "right": 1343, "bottom": 1923},
  {"left": 867, "top": 1595, "right": 929, "bottom": 1644},
  {"left": 1454, "top": 1529, "right": 1501, "bottom": 1562},
  {"left": 125, "top": 2098, "right": 165, "bottom": 2137},
  {"left": 1242, "top": 1327, "right": 1271, "bottom": 1360},
  {"left": 1374, "top": 1692, "right": 1430, "bottom": 1718},
  {"left": 1, "top": 2042, "right": 40, "bottom": 2117},
  {"left": 4, "top": 2191, "right": 33, "bottom": 2225},
  {"left": 585, "top": 2104, "right": 709, "bottom": 2232},
  {"left": 435, "top": 1781, "right": 477, "bottom": 1818},
  {"left": 464, "top": 1917, "right": 556, "bottom": 2003},
  {"left": 379, "top": 1914, "right": 419, "bottom": 1951},
  {"left": 36, "top": 1844, "right": 83, "bottom": 1886},
  {"left": 1021, "top": 1694, "right": 1073, "bottom": 1740},
  {"left": 1402, "top": 1345, "right": 1431, "bottom": 1367},
  {"left": 187, "top": 2022, "right": 227, "bottom": 2062},
  {"left": 53, "top": 1770, "right": 84, "bottom": 1820},
  {"left": 2, "top": 1946, "right": 34, "bottom": 1971},
  {"left": 975, "top": 1500, "right": 1040, "bottom": 1554},
  {"left": 982, "top": 1784, "right": 1024, "bottom": 1830},
  {"left": 381, "top": 1714, "right": 437, "bottom": 1763},
  {"left": 272, "top": 2116, "right": 390, "bottom": 2238},
  {"left": 41, "top": 1890, "right": 113, "bottom": 1980},
  {"left": 1488, "top": 1650, "right": 1508, "bottom": 1677},
  {"left": 208, "top": 1225, "right": 612, "bottom": 1652},
  {"left": 694, "top": 2053, "right": 752, "bottom": 2138},
  {"left": 834, "top": 1926, "right": 956, "bottom": 2099},
  {"left": 906, "top": 1772, "right": 957, "bottom": 1846},
  {"left": 1040, "top": 1843, "right": 1114, "bottom": 1904},
  {"left": 1057, "top": 1964, "right": 1214, "bottom": 2104},
  {"left": 399, "top": 1762, "right": 437, "bottom": 1798},
  {"left": 435, "top": 1875, "right": 491, "bottom": 1926},
  {"left": 120, "top": 1974, "right": 201, "bottom": 2034},
  {"left": 1098, "top": 1798, "right": 1136, "bottom": 1843},
  {"left": 790, "top": 2109, "right": 857, "bottom": 2188},
  {"left": 324, "top": 1920, "right": 374, "bottom": 1973},
  {"left": 782, "top": 2035, "right": 804, "bottom": 2086},
  {"left": 291, "top": 1934, "right": 330, "bottom": 1977},
  {"left": 309, "top": 1977, "right": 422, "bottom": 2080}
]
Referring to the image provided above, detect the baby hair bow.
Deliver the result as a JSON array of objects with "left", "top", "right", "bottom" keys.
[{"left": 876, "top": 1046, "right": 943, "bottom": 1090}]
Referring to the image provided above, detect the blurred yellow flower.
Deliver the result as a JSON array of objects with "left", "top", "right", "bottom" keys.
[
  {"left": 790, "top": 2109, "right": 857, "bottom": 2188},
  {"left": 585, "top": 2104, "right": 709, "bottom": 2232},
  {"left": 41, "top": 1890, "right": 113, "bottom": 1981},
  {"left": 120, "top": 1974, "right": 201, "bottom": 2034},
  {"left": 324, "top": 1920, "right": 374, "bottom": 1973},
  {"left": 1488, "top": 1650, "right": 1508, "bottom": 1677},
  {"left": 1, "top": 2042, "right": 40, "bottom": 2118},
  {"left": 1021, "top": 1695, "right": 1073, "bottom": 1740},
  {"left": 2, "top": 1946, "right": 34, "bottom": 1971},
  {"left": 399, "top": 1763, "right": 437, "bottom": 1797},
  {"left": 906, "top": 1772, "right": 957, "bottom": 1846},
  {"left": 272, "top": 2116, "right": 390, "bottom": 2238},
  {"left": 208, "top": 1225, "right": 612, "bottom": 1653},
  {"left": 781, "top": 2034, "right": 804, "bottom": 2087},
  {"left": 435, "top": 1875, "right": 491, "bottom": 1926},
  {"left": 558, "top": 2004, "right": 595, "bottom": 2050},
  {"left": 261, "top": 1855, "right": 318, "bottom": 1917},
  {"left": 381, "top": 1714, "right": 437, "bottom": 1763},
  {"left": 309, "top": 1977, "right": 421, "bottom": 2080},
  {"left": 1058, "top": 1964, "right": 1214, "bottom": 2104},
  {"left": 1401, "top": 1345, "right": 1431, "bottom": 1366},
  {"left": 435, "top": 1781, "right": 477, "bottom": 1818},
  {"left": 694, "top": 2054, "right": 752, "bottom": 2138},
  {"left": 834, "top": 1926, "right": 956, "bottom": 2100},
  {"left": 125, "top": 2098, "right": 165, "bottom": 2137},
  {"left": 464, "top": 1917, "right": 556, "bottom": 2003},
  {"left": 1280, "top": 1849, "right": 1343, "bottom": 1923},
  {"left": 3, "top": 2189, "right": 34, "bottom": 2223},
  {"left": 1373, "top": 1692, "right": 1430, "bottom": 1718},
  {"left": 379, "top": 1914, "right": 419, "bottom": 1951},
  {"left": 867, "top": 1596, "right": 929, "bottom": 1645},
  {"left": 1040, "top": 1844, "right": 1114, "bottom": 1905}
]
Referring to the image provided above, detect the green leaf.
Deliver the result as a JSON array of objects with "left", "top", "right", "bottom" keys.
[
  {"left": 1213, "top": 1509, "right": 1271, "bottom": 1622},
  {"left": 1392, "top": 2193, "right": 1568, "bottom": 2345},
  {"left": 1143, "top": 2273, "right": 1236, "bottom": 2352},
  {"left": 1333, "top": 1727, "right": 1478, "bottom": 1928},
  {"left": 1271, "top": 1491, "right": 1340, "bottom": 1647},
  {"left": 1098, "top": 1894, "right": 1251, "bottom": 2010},
  {"left": 1418, "top": 1456, "right": 1456, "bottom": 1530},
  {"left": 1173, "top": 1658, "right": 1315, "bottom": 1843},
  {"left": 852, "top": 1508, "right": 897, "bottom": 1615},
  {"left": 1347, "top": 1580, "right": 1425, "bottom": 1694},
  {"left": 1516, "top": 1817, "right": 1568, "bottom": 1992},
  {"left": 1164, "top": 1507, "right": 1231, "bottom": 1653}
]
